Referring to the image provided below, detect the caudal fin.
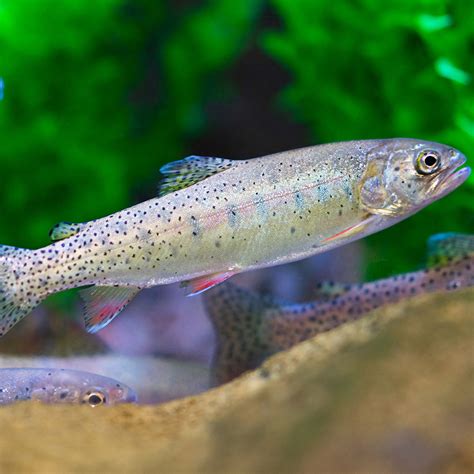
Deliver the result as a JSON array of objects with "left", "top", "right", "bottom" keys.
[
  {"left": 0, "top": 245, "right": 44, "bottom": 336},
  {"left": 203, "top": 282, "right": 283, "bottom": 385}
]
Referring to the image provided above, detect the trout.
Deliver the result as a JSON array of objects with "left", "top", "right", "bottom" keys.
[
  {"left": 0, "top": 138, "right": 470, "bottom": 334},
  {"left": 0, "top": 355, "right": 209, "bottom": 404},
  {"left": 0, "top": 368, "right": 137, "bottom": 405},
  {"left": 204, "top": 233, "right": 474, "bottom": 384}
]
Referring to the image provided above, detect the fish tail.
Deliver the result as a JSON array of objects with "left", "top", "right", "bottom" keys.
[
  {"left": 203, "top": 282, "right": 282, "bottom": 385},
  {"left": 0, "top": 245, "right": 44, "bottom": 336}
]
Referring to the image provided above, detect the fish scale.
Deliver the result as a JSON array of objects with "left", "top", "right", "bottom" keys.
[{"left": 0, "top": 138, "right": 470, "bottom": 335}]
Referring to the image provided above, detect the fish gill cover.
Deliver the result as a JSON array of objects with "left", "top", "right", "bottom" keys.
[{"left": 0, "top": 0, "right": 471, "bottom": 294}]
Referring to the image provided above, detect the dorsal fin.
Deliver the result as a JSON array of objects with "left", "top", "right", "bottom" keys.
[
  {"left": 49, "top": 222, "right": 85, "bottom": 242},
  {"left": 426, "top": 233, "right": 474, "bottom": 267},
  {"left": 158, "top": 155, "right": 235, "bottom": 196}
]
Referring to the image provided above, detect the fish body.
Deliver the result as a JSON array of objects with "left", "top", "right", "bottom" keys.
[
  {"left": 0, "top": 139, "right": 469, "bottom": 334},
  {"left": 204, "top": 233, "right": 474, "bottom": 384},
  {"left": 0, "top": 368, "right": 137, "bottom": 405}
]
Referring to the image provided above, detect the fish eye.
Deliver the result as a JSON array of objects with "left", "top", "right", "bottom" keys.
[
  {"left": 416, "top": 150, "right": 441, "bottom": 175},
  {"left": 84, "top": 391, "right": 106, "bottom": 407}
]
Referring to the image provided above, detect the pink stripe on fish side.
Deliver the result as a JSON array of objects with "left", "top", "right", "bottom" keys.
[{"left": 203, "top": 174, "right": 345, "bottom": 228}]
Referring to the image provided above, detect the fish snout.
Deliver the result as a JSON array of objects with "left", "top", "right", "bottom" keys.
[
  {"left": 111, "top": 384, "right": 137, "bottom": 404},
  {"left": 124, "top": 389, "right": 138, "bottom": 404},
  {"left": 433, "top": 149, "right": 471, "bottom": 198},
  {"left": 448, "top": 148, "right": 467, "bottom": 170}
]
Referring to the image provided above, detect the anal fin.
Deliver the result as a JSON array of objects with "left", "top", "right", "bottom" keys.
[
  {"left": 184, "top": 271, "right": 236, "bottom": 296},
  {"left": 79, "top": 286, "right": 141, "bottom": 333}
]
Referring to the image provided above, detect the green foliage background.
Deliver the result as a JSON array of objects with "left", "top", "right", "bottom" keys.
[{"left": 0, "top": 0, "right": 472, "bottom": 284}]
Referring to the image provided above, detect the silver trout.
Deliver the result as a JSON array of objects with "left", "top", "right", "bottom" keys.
[
  {"left": 0, "top": 139, "right": 470, "bottom": 334},
  {"left": 0, "top": 355, "right": 210, "bottom": 404},
  {"left": 0, "top": 368, "right": 137, "bottom": 405},
  {"left": 204, "top": 233, "right": 474, "bottom": 384}
]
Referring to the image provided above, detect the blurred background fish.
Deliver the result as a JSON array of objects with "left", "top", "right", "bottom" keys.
[
  {"left": 204, "top": 233, "right": 474, "bottom": 384},
  {"left": 0, "top": 367, "right": 137, "bottom": 406}
]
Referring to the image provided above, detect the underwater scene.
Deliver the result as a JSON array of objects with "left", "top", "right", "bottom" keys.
[{"left": 0, "top": 0, "right": 473, "bottom": 472}]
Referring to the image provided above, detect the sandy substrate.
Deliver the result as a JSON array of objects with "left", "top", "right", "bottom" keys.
[{"left": 0, "top": 289, "right": 472, "bottom": 473}]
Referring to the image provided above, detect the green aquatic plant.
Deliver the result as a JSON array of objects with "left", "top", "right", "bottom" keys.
[
  {"left": 0, "top": 0, "right": 261, "bottom": 312},
  {"left": 0, "top": 0, "right": 261, "bottom": 250}
]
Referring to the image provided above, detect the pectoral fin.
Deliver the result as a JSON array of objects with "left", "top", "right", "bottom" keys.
[
  {"left": 322, "top": 215, "right": 377, "bottom": 244},
  {"left": 80, "top": 286, "right": 141, "bottom": 333}
]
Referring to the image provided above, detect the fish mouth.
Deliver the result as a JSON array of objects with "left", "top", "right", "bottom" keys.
[
  {"left": 123, "top": 389, "right": 138, "bottom": 404},
  {"left": 110, "top": 385, "right": 138, "bottom": 404},
  {"left": 430, "top": 152, "right": 471, "bottom": 198}
]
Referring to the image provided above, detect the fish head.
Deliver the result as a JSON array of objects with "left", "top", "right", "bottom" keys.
[
  {"left": 79, "top": 379, "right": 138, "bottom": 407},
  {"left": 359, "top": 138, "right": 470, "bottom": 217},
  {"left": 31, "top": 369, "right": 138, "bottom": 406}
]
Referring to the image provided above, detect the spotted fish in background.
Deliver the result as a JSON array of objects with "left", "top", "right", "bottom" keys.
[
  {"left": 204, "top": 233, "right": 474, "bottom": 384},
  {"left": 0, "top": 139, "right": 470, "bottom": 335},
  {"left": 0, "top": 368, "right": 137, "bottom": 405}
]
